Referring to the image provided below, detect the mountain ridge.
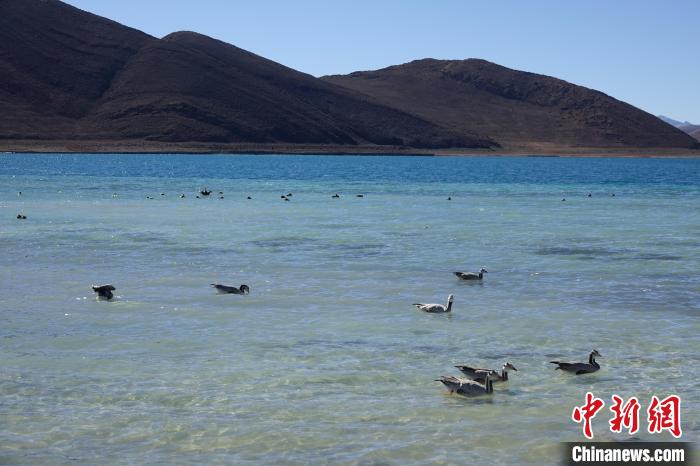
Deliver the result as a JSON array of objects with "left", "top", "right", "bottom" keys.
[
  {"left": 0, "top": 0, "right": 697, "bottom": 151},
  {"left": 323, "top": 59, "right": 696, "bottom": 149}
]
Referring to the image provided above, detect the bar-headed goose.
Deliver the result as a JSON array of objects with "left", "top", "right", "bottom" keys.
[
  {"left": 211, "top": 284, "right": 250, "bottom": 295},
  {"left": 92, "top": 284, "right": 116, "bottom": 300},
  {"left": 454, "top": 267, "right": 488, "bottom": 280},
  {"left": 413, "top": 294, "right": 453, "bottom": 313},
  {"left": 550, "top": 350, "right": 601, "bottom": 374},
  {"left": 436, "top": 372, "right": 493, "bottom": 396},
  {"left": 455, "top": 362, "right": 518, "bottom": 383}
]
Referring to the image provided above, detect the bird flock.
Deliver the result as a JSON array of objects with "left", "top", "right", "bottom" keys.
[
  {"left": 17, "top": 186, "right": 606, "bottom": 398},
  {"left": 91, "top": 263, "right": 602, "bottom": 398},
  {"left": 413, "top": 268, "right": 603, "bottom": 396}
]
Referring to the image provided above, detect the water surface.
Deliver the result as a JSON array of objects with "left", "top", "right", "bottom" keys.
[{"left": 1, "top": 154, "right": 699, "bottom": 464}]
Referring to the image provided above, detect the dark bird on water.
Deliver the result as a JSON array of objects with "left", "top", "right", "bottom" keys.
[
  {"left": 332, "top": 193, "right": 340, "bottom": 198},
  {"left": 16, "top": 214, "right": 27, "bottom": 219},
  {"left": 211, "top": 284, "right": 250, "bottom": 294},
  {"left": 550, "top": 350, "right": 601, "bottom": 374},
  {"left": 200, "top": 188, "right": 212, "bottom": 196},
  {"left": 92, "top": 284, "right": 116, "bottom": 300},
  {"left": 454, "top": 267, "right": 488, "bottom": 280}
]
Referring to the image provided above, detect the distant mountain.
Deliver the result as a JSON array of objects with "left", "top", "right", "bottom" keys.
[
  {"left": 324, "top": 60, "right": 697, "bottom": 149},
  {"left": 0, "top": 0, "right": 488, "bottom": 149},
  {"left": 657, "top": 115, "right": 693, "bottom": 128},
  {"left": 679, "top": 125, "right": 700, "bottom": 141},
  {"left": 0, "top": 0, "right": 696, "bottom": 151}
]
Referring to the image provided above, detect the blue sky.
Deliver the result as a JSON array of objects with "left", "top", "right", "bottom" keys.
[{"left": 65, "top": 0, "right": 699, "bottom": 122}]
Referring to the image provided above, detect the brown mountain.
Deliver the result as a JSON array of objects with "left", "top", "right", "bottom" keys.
[
  {"left": 323, "top": 59, "right": 697, "bottom": 149},
  {"left": 90, "top": 31, "right": 491, "bottom": 147},
  {"left": 0, "top": 0, "right": 696, "bottom": 151},
  {"left": 0, "top": 0, "right": 490, "bottom": 149},
  {"left": 0, "top": 0, "right": 151, "bottom": 139}
]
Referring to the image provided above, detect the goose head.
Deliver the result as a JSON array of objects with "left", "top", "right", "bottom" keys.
[
  {"left": 480, "top": 267, "right": 488, "bottom": 274},
  {"left": 503, "top": 362, "right": 518, "bottom": 372},
  {"left": 447, "top": 294, "right": 454, "bottom": 303},
  {"left": 240, "top": 284, "right": 250, "bottom": 294},
  {"left": 591, "top": 349, "right": 601, "bottom": 358}
]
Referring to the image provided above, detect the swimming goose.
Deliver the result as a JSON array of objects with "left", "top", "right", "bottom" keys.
[
  {"left": 454, "top": 267, "right": 488, "bottom": 280},
  {"left": 92, "top": 284, "right": 115, "bottom": 300},
  {"left": 200, "top": 188, "right": 212, "bottom": 196},
  {"left": 413, "top": 294, "right": 453, "bottom": 313},
  {"left": 436, "top": 373, "right": 493, "bottom": 395},
  {"left": 550, "top": 350, "right": 601, "bottom": 374},
  {"left": 211, "top": 284, "right": 250, "bottom": 295},
  {"left": 455, "top": 362, "right": 518, "bottom": 383}
]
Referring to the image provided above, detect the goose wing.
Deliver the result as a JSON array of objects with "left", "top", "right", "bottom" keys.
[
  {"left": 437, "top": 375, "right": 488, "bottom": 394},
  {"left": 455, "top": 365, "right": 482, "bottom": 377},
  {"left": 435, "top": 375, "right": 467, "bottom": 392},
  {"left": 550, "top": 361, "right": 597, "bottom": 373},
  {"left": 211, "top": 284, "right": 239, "bottom": 294},
  {"left": 92, "top": 284, "right": 115, "bottom": 292},
  {"left": 456, "top": 365, "right": 497, "bottom": 379},
  {"left": 414, "top": 303, "right": 446, "bottom": 313},
  {"left": 454, "top": 271, "right": 478, "bottom": 280}
]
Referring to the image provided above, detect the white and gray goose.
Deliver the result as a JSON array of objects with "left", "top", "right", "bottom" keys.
[
  {"left": 413, "top": 294, "right": 453, "bottom": 313},
  {"left": 436, "top": 372, "right": 494, "bottom": 395}
]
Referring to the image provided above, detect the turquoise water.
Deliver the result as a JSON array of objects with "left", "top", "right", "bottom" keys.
[{"left": 1, "top": 154, "right": 699, "bottom": 465}]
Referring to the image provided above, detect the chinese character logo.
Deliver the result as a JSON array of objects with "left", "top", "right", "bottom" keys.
[
  {"left": 571, "top": 393, "right": 682, "bottom": 439},
  {"left": 609, "top": 395, "right": 640, "bottom": 434},
  {"left": 572, "top": 392, "right": 605, "bottom": 439},
  {"left": 648, "top": 395, "right": 682, "bottom": 438}
]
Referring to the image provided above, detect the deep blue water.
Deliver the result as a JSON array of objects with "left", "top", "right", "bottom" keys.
[{"left": 2, "top": 153, "right": 699, "bottom": 186}]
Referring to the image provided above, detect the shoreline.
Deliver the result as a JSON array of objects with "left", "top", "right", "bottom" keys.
[{"left": 1, "top": 140, "right": 700, "bottom": 157}]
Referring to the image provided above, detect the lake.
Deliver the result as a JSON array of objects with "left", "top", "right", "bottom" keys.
[{"left": 1, "top": 154, "right": 698, "bottom": 464}]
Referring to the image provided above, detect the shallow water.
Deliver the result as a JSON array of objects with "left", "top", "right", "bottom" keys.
[{"left": 1, "top": 154, "right": 699, "bottom": 465}]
